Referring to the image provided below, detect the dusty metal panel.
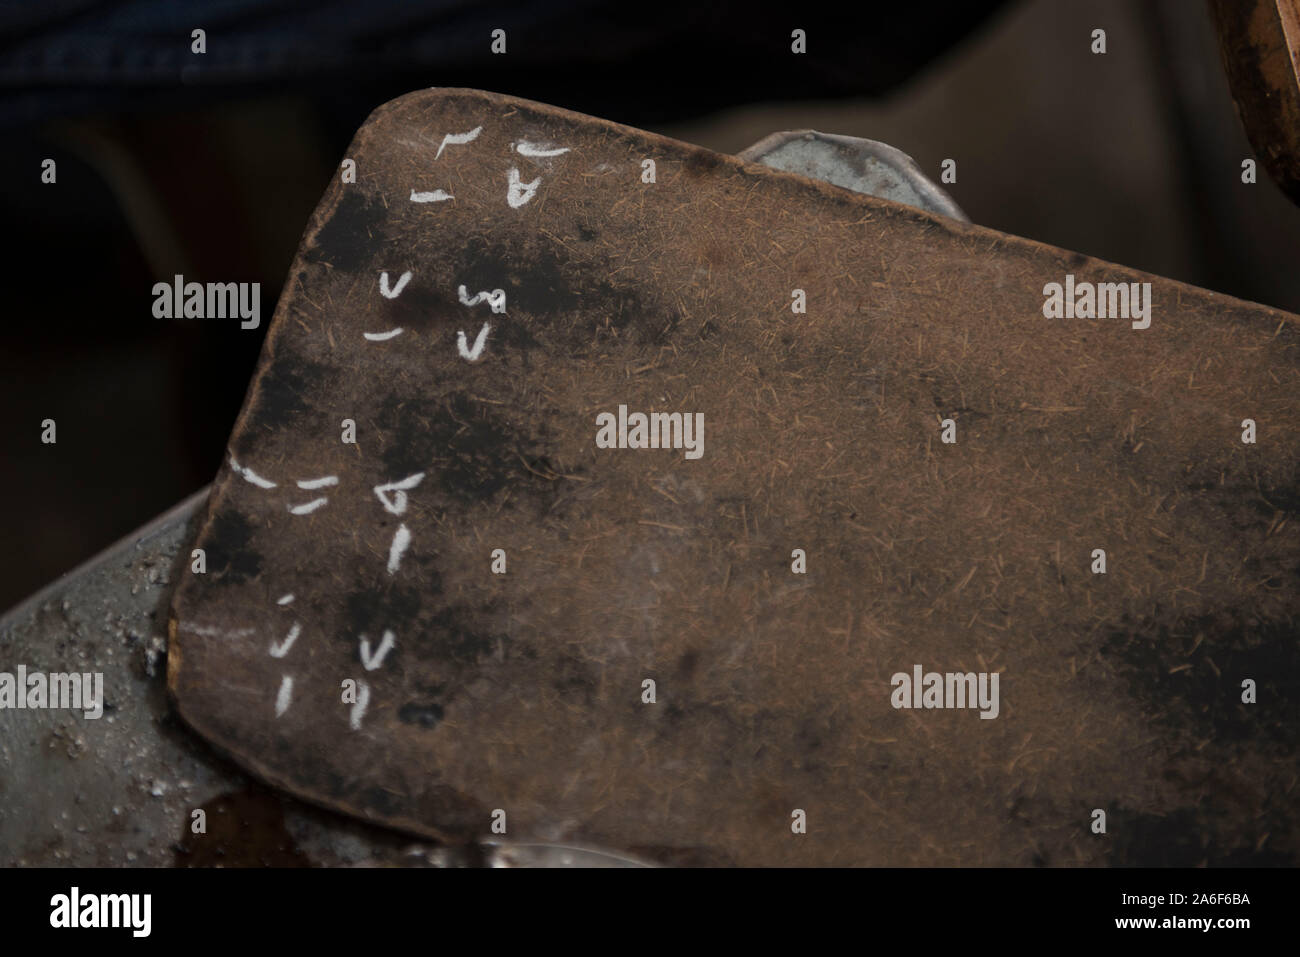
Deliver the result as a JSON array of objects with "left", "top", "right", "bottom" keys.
[
  {"left": 0, "top": 491, "right": 217, "bottom": 866},
  {"left": 168, "top": 88, "right": 1299, "bottom": 867}
]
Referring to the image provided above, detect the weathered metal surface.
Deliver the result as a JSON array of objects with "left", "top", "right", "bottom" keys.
[
  {"left": 0, "top": 489, "right": 446, "bottom": 866},
  {"left": 1211, "top": 0, "right": 1300, "bottom": 205},
  {"left": 0, "top": 491, "right": 221, "bottom": 866},
  {"left": 169, "top": 88, "right": 1299, "bottom": 867},
  {"left": 738, "top": 130, "right": 968, "bottom": 221}
]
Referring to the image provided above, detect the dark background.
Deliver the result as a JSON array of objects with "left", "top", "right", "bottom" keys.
[{"left": 3, "top": 0, "right": 1299, "bottom": 611}]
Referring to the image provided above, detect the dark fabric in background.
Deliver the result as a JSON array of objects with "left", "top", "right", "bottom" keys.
[{"left": 0, "top": 0, "right": 996, "bottom": 127}]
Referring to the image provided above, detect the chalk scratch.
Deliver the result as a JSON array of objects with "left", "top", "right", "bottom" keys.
[
  {"left": 350, "top": 680, "right": 370, "bottom": 730},
  {"left": 374, "top": 473, "right": 425, "bottom": 515},
  {"left": 288, "top": 497, "right": 329, "bottom": 515},
  {"left": 229, "top": 455, "right": 276, "bottom": 489},
  {"left": 379, "top": 270, "right": 412, "bottom": 298},
  {"left": 457, "top": 285, "right": 507, "bottom": 313},
  {"left": 435, "top": 126, "right": 482, "bottom": 159},
  {"left": 507, "top": 168, "right": 541, "bottom": 208},
  {"left": 387, "top": 523, "right": 411, "bottom": 574},
  {"left": 360, "top": 630, "right": 395, "bottom": 671},
  {"left": 182, "top": 623, "right": 255, "bottom": 638},
  {"left": 516, "top": 140, "right": 570, "bottom": 157},
  {"left": 457, "top": 322, "right": 491, "bottom": 361},
  {"left": 270, "top": 623, "right": 301, "bottom": 658},
  {"left": 275, "top": 675, "right": 293, "bottom": 717}
]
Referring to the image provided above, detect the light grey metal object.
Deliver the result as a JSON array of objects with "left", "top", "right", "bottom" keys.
[
  {"left": 0, "top": 488, "right": 232, "bottom": 865},
  {"left": 738, "top": 130, "right": 969, "bottom": 222}
]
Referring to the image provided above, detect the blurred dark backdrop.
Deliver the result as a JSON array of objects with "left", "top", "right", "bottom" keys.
[{"left": 3, "top": 0, "right": 1299, "bottom": 611}]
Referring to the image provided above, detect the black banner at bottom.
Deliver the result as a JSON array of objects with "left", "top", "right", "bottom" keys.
[{"left": 0, "top": 866, "right": 1293, "bottom": 945}]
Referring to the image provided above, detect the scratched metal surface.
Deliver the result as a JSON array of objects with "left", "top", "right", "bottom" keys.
[{"left": 169, "top": 88, "right": 1299, "bottom": 867}]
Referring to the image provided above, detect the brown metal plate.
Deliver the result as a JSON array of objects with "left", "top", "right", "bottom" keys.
[{"left": 168, "top": 88, "right": 1300, "bottom": 866}]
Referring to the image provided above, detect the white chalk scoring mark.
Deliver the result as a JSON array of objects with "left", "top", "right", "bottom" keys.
[
  {"left": 181, "top": 623, "right": 255, "bottom": 638},
  {"left": 360, "top": 630, "right": 395, "bottom": 671},
  {"left": 507, "top": 168, "right": 541, "bottom": 208},
  {"left": 435, "top": 126, "right": 483, "bottom": 159},
  {"left": 288, "top": 497, "right": 329, "bottom": 515},
  {"left": 515, "top": 140, "right": 570, "bottom": 157},
  {"left": 229, "top": 455, "right": 276, "bottom": 489},
  {"left": 457, "top": 322, "right": 491, "bottom": 361},
  {"left": 350, "top": 680, "right": 370, "bottom": 730},
  {"left": 379, "top": 270, "right": 412, "bottom": 298},
  {"left": 270, "top": 623, "right": 301, "bottom": 659},
  {"left": 277, "top": 593, "right": 295, "bottom": 605},
  {"left": 363, "top": 328, "right": 404, "bottom": 341},
  {"left": 411, "top": 189, "right": 453, "bottom": 203},
  {"left": 374, "top": 473, "right": 425, "bottom": 515},
  {"left": 457, "top": 285, "right": 507, "bottom": 313},
  {"left": 387, "top": 524, "right": 411, "bottom": 575},
  {"left": 296, "top": 476, "right": 338, "bottom": 489},
  {"left": 275, "top": 675, "right": 293, "bottom": 717}
]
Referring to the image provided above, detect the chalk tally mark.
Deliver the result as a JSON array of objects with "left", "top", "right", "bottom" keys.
[
  {"left": 363, "top": 328, "right": 404, "bottom": 341},
  {"left": 515, "top": 140, "right": 570, "bottom": 158},
  {"left": 288, "top": 497, "right": 329, "bottom": 515},
  {"left": 270, "top": 623, "right": 301, "bottom": 659},
  {"left": 275, "top": 675, "right": 294, "bottom": 717},
  {"left": 296, "top": 476, "right": 339, "bottom": 489},
  {"left": 435, "top": 126, "right": 482, "bottom": 160},
  {"left": 458, "top": 285, "right": 507, "bottom": 313},
  {"left": 181, "top": 623, "right": 255, "bottom": 638},
  {"left": 387, "top": 523, "right": 411, "bottom": 575},
  {"left": 507, "top": 168, "right": 541, "bottom": 208},
  {"left": 350, "top": 680, "right": 370, "bottom": 730},
  {"left": 374, "top": 472, "right": 424, "bottom": 515},
  {"left": 277, "top": 593, "right": 295, "bottom": 605},
  {"left": 410, "top": 189, "right": 453, "bottom": 203},
  {"left": 457, "top": 322, "right": 491, "bottom": 361},
  {"left": 229, "top": 455, "right": 276, "bottom": 489},
  {"left": 379, "top": 271, "right": 412, "bottom": 299},
  {"left": 359, "top": 630, "right": 395, "bottom": 671}
]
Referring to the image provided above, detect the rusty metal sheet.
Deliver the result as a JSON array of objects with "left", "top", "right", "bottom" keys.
[{"left": 168, "top": 88, "right": 1300, "bottom": 867}]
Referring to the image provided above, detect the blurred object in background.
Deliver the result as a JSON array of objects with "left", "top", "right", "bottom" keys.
[
  {"left": 0, "top": 0, "right": 1006, "bottom": 129},
  {"left": 1208, "top": 0, "right": 1300, "bottom": 206}
]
